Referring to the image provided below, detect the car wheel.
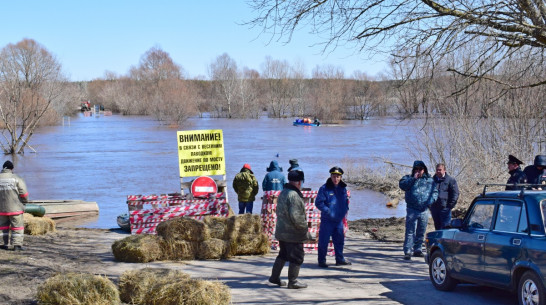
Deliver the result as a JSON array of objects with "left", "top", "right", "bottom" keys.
[
  {"left": 519, "top": 271, "right": 545, "bottom": 305},
  {"left": 429, "top": 251, "right": 457, "bottom": 291}
]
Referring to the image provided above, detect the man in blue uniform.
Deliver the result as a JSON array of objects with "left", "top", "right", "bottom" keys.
[{"left": 315, "top": 166, "right": 350, "bottom": 268}]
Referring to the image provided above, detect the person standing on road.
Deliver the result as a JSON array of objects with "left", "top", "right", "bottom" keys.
[
  {"left": 262, "top": 160, "right": 285, "bottom": 192},
  {"left": 506, "top": 154, "right": 527, "bottom": 190},
  {"left": 523, "top": 155, "right": 546, "bottom": 189},
  {"left": 399, "top": 160, "right": 438, "bottom": 260},
  {"left": 431, "top": 164, "right": 459, "bottom": 230},
  {"left": 268, "top": 170, "right": 311, "bottom": 289},
  {"left": 315, "top": 166, "right": 351, "bottom": 268},
  {"left": 0, "top": 161, "right": 29, "bottom": 251},
  {"left": 232, "top": 163, "right": 259, "bottom": 214}
]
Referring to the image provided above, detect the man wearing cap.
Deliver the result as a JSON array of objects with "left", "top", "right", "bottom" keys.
[
  {"left": 315, "top": 166, "right": 350, "bottom": 267},
  {"left": 523, "top": 155, "right": 546, "bottom": 189},
  {"left": 506, "top": 154, "right": 527, "bottom": 190},
  {"left": 0, "top": 161, "right": 29, "bottom": 251},
  {"left": 399, "top": 160, "right": 438, "bottom": 260},
  {"left": 232, "top": 163, "right": 259, "bottom": 214},
  {"left": 262, "top": 160, "right": 285, "bottom": 191},
  {"left": 287, "top": 159, "right": 302, "bottom": 172},
  {"left": 269, "top": 169, "right": 311, "bottom": 289}
]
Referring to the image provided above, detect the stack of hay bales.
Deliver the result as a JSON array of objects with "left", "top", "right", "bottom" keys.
[
  {"left": 119, "top": 268, "right": 230, "bottom": 305},
  {"left": 112, "top": 214, "right": 269, "bottom": 263},
  {"left": 36, "top": 272, "right": 120, "bottom": 305},
  {"left": 23, "top": 213, "right": 55, "bottom": 235}
]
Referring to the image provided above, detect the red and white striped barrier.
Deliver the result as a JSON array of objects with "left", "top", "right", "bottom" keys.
[
  {"left": 126, "top": 192, "right": 229, "bottom": 235},
  {"left": 261, "top": 190, "right": 350, "bottom": 255}
]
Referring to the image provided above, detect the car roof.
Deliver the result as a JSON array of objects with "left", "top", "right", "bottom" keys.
[{"left": 480, "top": 190, "right": 546, "bottom": 201}]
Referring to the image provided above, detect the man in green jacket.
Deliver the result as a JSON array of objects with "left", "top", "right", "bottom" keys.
[
  {"left": 232, "top": 163, "right": 259, "bottom": 214},
  {"left": 0, "top": 161, "right": 29, "bottom": 251},
  {"left": 268, "top": 170, "right": 310, "bottom": 289}
]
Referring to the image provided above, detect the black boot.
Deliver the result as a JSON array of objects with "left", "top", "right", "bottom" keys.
[
  {"left": 268, "top": 257, "right": 287, "bottom": 286},
  {"left": 287, "top": 263, "right": 307, "bottom": 289}
]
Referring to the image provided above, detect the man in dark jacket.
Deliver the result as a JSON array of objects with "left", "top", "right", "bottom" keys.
[
  {"left": 315, "top": 166, "right": 350, "bottom": 268},
  {"left": 506, "top": 154, "right": 527, "bottom": 190},
  {"left": 0, "top": 161, "right": 29, "bottom": 251},
  {"left": 431, "top": 163, "right": 459, "bottom": 230},
  {"left": 399, "top": 160, "right": 438, "bottom": 260},
  {"left": 288, "top": 159, "right": 302, "bottom": 172},
  {"left": 232, "top": 164, "right": 259, "bottom": 214},
  {"left": 262, "top": 160, "right": 286, "bottom": 191},
  {"left": 523, "top": 155, "right": 546, "bottom": 189},
  {"left": 269, "top": 170, "right": 310, "bottom": 289}
]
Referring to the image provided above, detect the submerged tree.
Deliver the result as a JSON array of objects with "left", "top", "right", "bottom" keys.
[
  {"left": 0, "top": 39, "right": 66, "bottom": 154},
  {"left": 247, "top": 0, "right": 546, "bottom": 90}
]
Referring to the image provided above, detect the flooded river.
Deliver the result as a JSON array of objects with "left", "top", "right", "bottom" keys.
[{"left": 12, "top": 114, "right": 417, "bottom": 229}]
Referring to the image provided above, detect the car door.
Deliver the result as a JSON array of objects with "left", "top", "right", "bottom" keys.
[
  {"left": 452, "top": 200, "right": 495, "bottom": 279},
  {"left": 483, "top": 199, "right": 527, "bottom": 286}
]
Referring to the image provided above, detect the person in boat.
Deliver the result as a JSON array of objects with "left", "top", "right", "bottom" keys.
[
  {"left": 232, "top": 163, "right": 259, "bottom": 214},
  {"left": 523, "top": 155, "right": 546, "bottom": 189},
  {"left": 506, "top": 154, "right": 527, "bottom": 190},
  {"left": 263, "top": 160, "right": 285, "bottom": 192},
  {"left": 268, "top": 169, "right": 311, "bottom": 289},
  {"left": 315, "top": 166, "right": 351, "bottom": 267},
  {"left": 314, "top": 118, "right": 320, "bottom": 126},
  {"left": 0, "top": 161, "right": 29, "bottom": 251}
]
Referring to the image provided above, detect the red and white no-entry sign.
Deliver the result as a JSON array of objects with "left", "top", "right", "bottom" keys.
[{"left": 191, "top": 176, "right": 218, "bottom": 198}]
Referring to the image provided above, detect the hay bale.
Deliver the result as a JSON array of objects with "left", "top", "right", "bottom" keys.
[
  {"left": 162, "top": 239, "right": 199, "bottom": 260},
  {"left": 203, "top": 216, "right": 236, "bottom": 240},
  {"left": 119, "top": 268, "right": 230, "bottom": 305},
  {"left": 119, "top": 268, "right": 190, "bottom": 304},
  {"left": 233, "top": 232, "right": 270, "bottom": 256},
  {"left": 111, "top": 234, "right": 163, "bottom": 263},
  {"left": 156, "top": 217, "right": 210, "bottom": 242},
  {"left": 36, "top": 272, "right": 120, "bottom": 305},
  {"left": 197, "top": 238, "right": 229, "bottom": 260},
  {"left": 182, "top": 278, "right": 231, "bottom": 305},
  {"left": 23, "top": 213, "right": 56, "bottom": 235},
  {"left": 235, "top": 213, "right": 262, "bottom": 235}
]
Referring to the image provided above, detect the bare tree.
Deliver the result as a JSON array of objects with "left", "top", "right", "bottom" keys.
[
  {"left": 0, "top": 39, "right": 67, "bottom": 154},
  {"left": 261, "top": 56, "right": 293, "bottom": 118},
  {"left": 209, "top": 53, "right": 238, "bottom": 118},
  {"left": 247, "top": 0, "right": 546, "bottom": 90}
]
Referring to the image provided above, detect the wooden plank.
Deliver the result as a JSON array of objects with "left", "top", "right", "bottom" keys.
[{"left": 28, "top": 200, "right": 99, "bottom": 219}]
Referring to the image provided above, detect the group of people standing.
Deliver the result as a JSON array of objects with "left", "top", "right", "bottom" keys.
[{"left": 233, "top": 159, "right": 350, "bottom": 289}]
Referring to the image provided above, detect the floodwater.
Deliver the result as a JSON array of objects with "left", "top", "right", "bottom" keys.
[{"left": 12, "top": 114, "right": 417, "bottom": 229}]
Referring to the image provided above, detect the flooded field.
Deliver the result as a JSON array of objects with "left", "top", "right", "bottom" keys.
[{"left": 13, "top": 114, "right": 417, "bottom": 228}]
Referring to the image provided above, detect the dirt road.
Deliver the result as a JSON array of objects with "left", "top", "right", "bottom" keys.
[{"left": 0, "top": 227, "right": 516, "bottom": 305}]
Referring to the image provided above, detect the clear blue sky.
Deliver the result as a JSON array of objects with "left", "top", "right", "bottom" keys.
[{"left": 1, "top": 1, "right": 389, "bottom": 81}]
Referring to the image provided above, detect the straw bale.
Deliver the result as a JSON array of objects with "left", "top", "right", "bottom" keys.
[
  {"left": 119, "top": 268, "right": 190, "bottom": 304},
  {"left": 162, "top": 239, "right": 199, "bottom": 260},
  {"left": 156, "top": 216, "right": 210, "bottom": 242},
  {"left": 36, "top": 272, "right": 120, "bottom": 305},
  {"left": 235, "top": 213, "right": 262, "bottom": 235},
  {"left": 233, "top": 232, "right": 270, "bottom": 256},
  {"left": 196, "top": 238, "right": 230, "bottom": 260},
  {"left": 203, "top": 216, "right": 236, "bottom": 240},
  {"left": 23, "top": 213, "right": 56, "bottom": 235},
  {"left": 119, "top": 268, "right": 230, "bottom": 305},
  {"left": 182, "top": 278, "right": 231, "bottom": 305},
  {"left": 111, "top": 234, "right": 163, "bottom": 263}
]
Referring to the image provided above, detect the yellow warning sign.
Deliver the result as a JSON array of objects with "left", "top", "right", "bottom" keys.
[{"left": 177, "top": 129, "right": 226, "bottom": 177}]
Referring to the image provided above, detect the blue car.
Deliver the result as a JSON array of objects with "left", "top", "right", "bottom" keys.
[{"left": 425, "top": 187, "right": 546, "bottom": 305}]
